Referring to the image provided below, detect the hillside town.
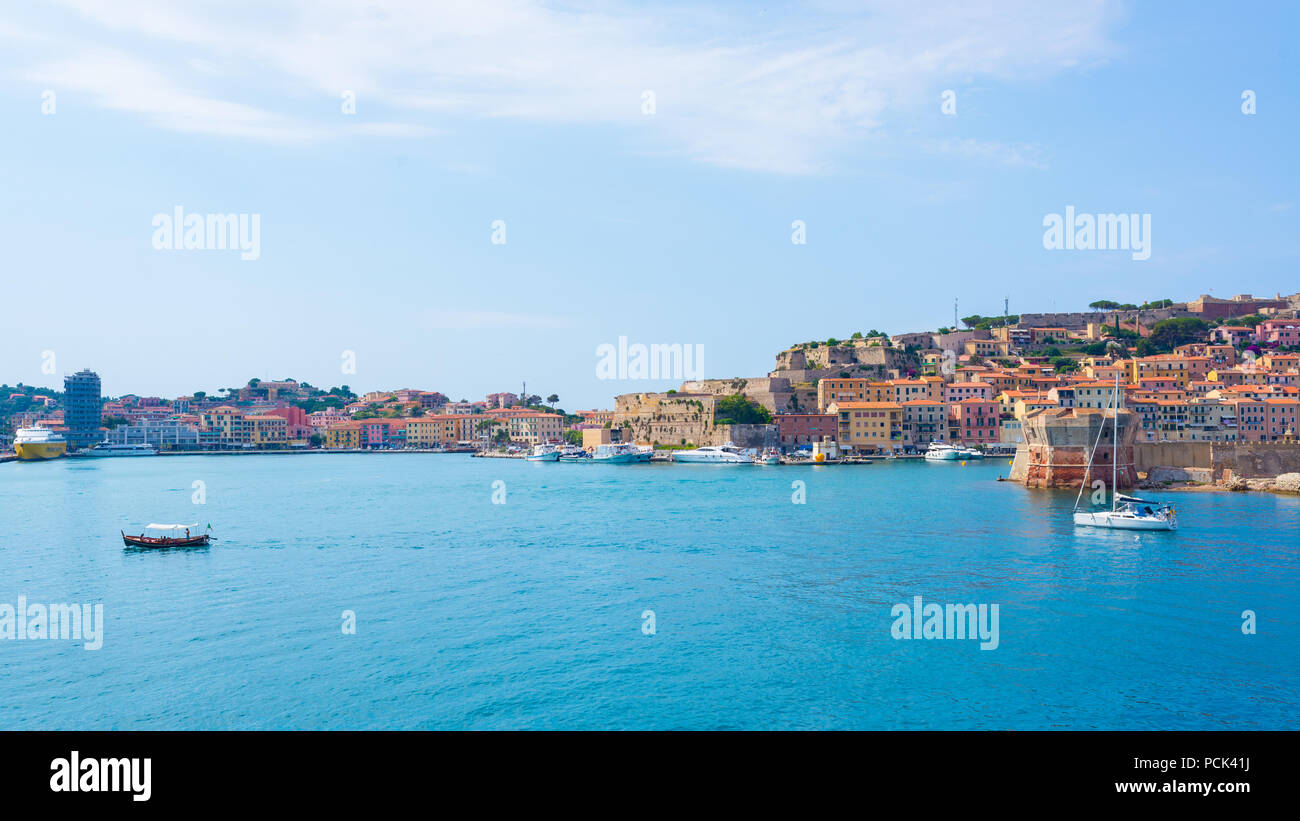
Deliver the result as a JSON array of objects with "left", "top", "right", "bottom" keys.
[{"left": 4, "top": 292, "right": 1300, "bottom": 467}]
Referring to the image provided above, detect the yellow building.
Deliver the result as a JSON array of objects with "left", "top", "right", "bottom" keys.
[
  {"left": 199, "top": 406, "right": 251, "bottom": 447},
  {"left": 817, "top": 378, "right": 869, "bottom": 412},
  {"left": 249, "top": 414, "right": 288, "bottom": 447},
  {"left": 323, "top": 423, "right": 362, "bottom": 449},
  {"left": 406, "top": 415, "right": 461, "bottom": 448},
  {"left": 963, "top": 339, "right": 1011, "bottom": 358},
  {"left": 1012, "top": 397, "right": 1060, "bottom": 420},
  {"left": 1128, "top": 355, "right": 1190, "bottom": 388},
  {"left": 507, "top": 412, "right": 563, "bottom": 444},
  {"left": 828, "top": 401, "right": 903, "bottom": 454}
]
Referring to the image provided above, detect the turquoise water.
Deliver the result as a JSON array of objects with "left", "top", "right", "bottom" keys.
[{"left": 0, "top": 453, "right": 1296, "bottom": 729}]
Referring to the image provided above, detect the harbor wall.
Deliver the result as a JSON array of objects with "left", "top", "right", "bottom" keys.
[
  {"left": 1024, "top": 440, "right": 1300, "bottom": 483},
  {"left": 1134, "top": 442, "right": 1211, "bottom": 472},
  {"left": 1211, "top": 443, "right": 1300, "bottom": 479}
]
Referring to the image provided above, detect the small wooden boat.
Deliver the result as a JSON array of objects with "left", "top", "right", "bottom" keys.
[{"left": 122, "top": 523, "right": 212, "bottom": 548}]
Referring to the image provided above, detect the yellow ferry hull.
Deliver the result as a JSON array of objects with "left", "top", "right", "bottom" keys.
[{"left": 14, "top": 441, "right": 67, "bottom": 460}]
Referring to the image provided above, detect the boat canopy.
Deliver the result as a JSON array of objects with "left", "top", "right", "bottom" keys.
[{"left": 145, "top": 523, "right": 200, "bottom": 530}]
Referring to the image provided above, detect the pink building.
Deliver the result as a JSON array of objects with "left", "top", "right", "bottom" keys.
[
  {"left": 309, "top": 410, "right": 348, "bottom": 429},
  {"left": 949, "top": 398, "right": 1000, "bottom": 445},
  {"left": 1211, "top": 326, "right": 1256, "bottom": 346},
  {"left": 1263, "top": 398, "right": 1299, "bottom": 440},
  {"left": 1231, "top": 398, "right": 1267, "bottom": 442},
  {"left": 944, "top": 381, "right": 993, "bottom": 403},
  {"left": 1257, "top": 320, "right": 1300, "bottom": 347}
]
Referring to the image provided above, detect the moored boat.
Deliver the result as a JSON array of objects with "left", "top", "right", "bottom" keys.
[
  {"left": 12, "top": 426, "right": 67, "bottom": 460},
  {"left": 122, "top": 523, "right": 212, "bottom": 548},
  {"left": 672, "top": 444, "right": 751, "bottom": 464},
  {"left": 525, "top": 443, "right": 561, "bottom": 461},
  {"left": 592, "top": 443, "right": 643, "bottom": 463},
  {"left": 923, "top": 442, "right": 962, "bottom": 462}
]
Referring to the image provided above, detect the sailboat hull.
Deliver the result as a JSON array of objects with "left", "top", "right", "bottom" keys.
[{"left": 1073, "top": 511, "right": 1176, "bottom": 531}]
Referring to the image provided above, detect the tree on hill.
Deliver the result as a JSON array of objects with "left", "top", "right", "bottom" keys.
[
  {"left": 713, "top": 394, "right": 772, "bottom": 425},
  {"left": 1147, "top": 317, "right": 1210, "bottom": 352}
]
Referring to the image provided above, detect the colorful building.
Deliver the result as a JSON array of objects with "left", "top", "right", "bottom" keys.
[{"left": 827, "top": 401, "right": 903, "bottom": 454}]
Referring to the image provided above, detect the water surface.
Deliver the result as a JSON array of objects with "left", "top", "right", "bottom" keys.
[{"left": 0, "top": 454, "right": 1295, "bottom": 729}]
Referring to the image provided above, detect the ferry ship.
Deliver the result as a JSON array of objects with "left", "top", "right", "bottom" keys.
[
  {"left": 12, "top": 426, "right": 68, "bottom": 460},
  {"left": 75, "top": 442, "right": 159, "bottom": 457}
]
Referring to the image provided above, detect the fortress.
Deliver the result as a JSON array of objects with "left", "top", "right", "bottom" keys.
[{"left": 1009, "top": 407, "right": 1139, "bottom": 490}]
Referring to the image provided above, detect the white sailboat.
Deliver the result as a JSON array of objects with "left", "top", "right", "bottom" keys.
[{"left": 1071, "top": 372, "right": 1177, "bottom": 531}]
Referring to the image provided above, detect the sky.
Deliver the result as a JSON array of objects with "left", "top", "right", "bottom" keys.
[{"left": 0, "top": 0, "right": 1296, "bottom": 409}]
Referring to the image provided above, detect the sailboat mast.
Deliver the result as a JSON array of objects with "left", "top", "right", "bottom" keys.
[{"left": 1112, "top": 370, "right": 1119, "bottom": 512}]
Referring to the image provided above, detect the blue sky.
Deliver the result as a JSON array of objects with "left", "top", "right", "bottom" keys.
[{"left": 1, "top": 0, "right": 1296, "bottom": 408}]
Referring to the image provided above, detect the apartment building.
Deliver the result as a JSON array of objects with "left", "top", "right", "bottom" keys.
[
  {"left": 827, "top": 401, "right": 903, "bottom": 454},
  {"left": 900, "top": 400, "right": 948, "bottom": 448}
]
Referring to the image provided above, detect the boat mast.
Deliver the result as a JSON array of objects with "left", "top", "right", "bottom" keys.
[{"left": 1111, "top": 369, "right": 1119, "bottom": 512}]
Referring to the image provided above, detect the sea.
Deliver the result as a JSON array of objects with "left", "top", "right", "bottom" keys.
[{"left": 1, "top": 453, "right": 1296, "bottom": 729}]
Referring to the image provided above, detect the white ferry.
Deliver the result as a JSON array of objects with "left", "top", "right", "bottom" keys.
[{"left": 76, "top": 443, "right": 159, "bottom": 457}]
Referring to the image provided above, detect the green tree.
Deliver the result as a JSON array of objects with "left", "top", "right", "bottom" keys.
[
  {"left": 1147, "top": 317, "right": 1210, "bottom": 352},
  {"left": 713, "top": 394, "right": 772, "bottom": 425}
]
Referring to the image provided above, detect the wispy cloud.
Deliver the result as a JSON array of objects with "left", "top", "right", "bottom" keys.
[
  {"left": 3, "top": 0, "right": 1123, "bottom": 172},
  {"left": 925, "top": 137, "right": 1051, "bottom": 169}
]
